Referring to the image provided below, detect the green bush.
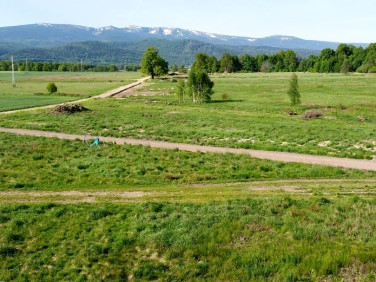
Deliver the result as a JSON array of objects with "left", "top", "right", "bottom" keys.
[
  {"left": 221, "top": 93, "right": 229, "bottom": 100},
  {"left": 46, "top": 82, "right": 57, "bottom": 94}
]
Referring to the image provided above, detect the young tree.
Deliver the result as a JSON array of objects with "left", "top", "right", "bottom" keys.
[
  {"left": 140, "top": 47, "right": 168, "bottom": 79},
  {"left": 287, "top": 73, "right": 301, "bottom": 106},
  {"left": 176, "top": 80, "right": 186, "bottom": 103},
  {"left": 340, "top": 59, "right": 350, "bottom": 74},
  {"left": 187, "top": 70, "right": 214, "bottom": 103}
]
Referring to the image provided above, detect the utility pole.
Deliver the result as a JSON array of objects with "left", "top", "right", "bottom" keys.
[
  {"left": 11, "top": 56, "right": 16, "bottom": 87},
  {"left": 25, "top": 59, "right": 29, "bottom": 74},
  {"left": 81, "top": 59, "right": 83, "bottom": 72},
  {"left": 124, "top": 59, "right": 127, "bottom": 72}
]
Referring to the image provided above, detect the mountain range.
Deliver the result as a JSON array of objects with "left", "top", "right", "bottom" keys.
[
  {"left": 0, "top": 23, "right": 371, "bottom": 65},
  {"left": 0, "top": 23, "right": 369, "bottom": 49}
]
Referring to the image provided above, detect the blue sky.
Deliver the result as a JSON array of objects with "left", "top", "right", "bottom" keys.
[{"left": 2, "top": 0, "right": 375, "bottom": 43}]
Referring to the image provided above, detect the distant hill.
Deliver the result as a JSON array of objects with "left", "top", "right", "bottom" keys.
[
  {"left": 0, "top": 39, "right": 320, "bottom": 66},
  {"left": 0, "top": 23, "right": 369, "bottom": 50}
]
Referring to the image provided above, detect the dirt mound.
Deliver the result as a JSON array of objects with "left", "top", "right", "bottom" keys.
[{"left": 52, "top": 103, "right": 89, "bottom": 115}]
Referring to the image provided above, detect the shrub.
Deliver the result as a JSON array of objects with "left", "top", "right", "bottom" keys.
[
  {"left": 221, "top": 93, "right": 229, "bottom": 100},
  {"left": 46, "top": 82, "right": 57, "bottom": 94},
  {"left": 304, "top": 110, "right": 323, "bottom": 119}
]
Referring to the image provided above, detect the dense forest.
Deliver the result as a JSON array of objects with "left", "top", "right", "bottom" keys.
[
  {"left": 0, "top": 39, "right": 317, "bottom": 66},
  {"left": 0, "top": 61, "right": 140, "bottom": 72},
  {"left": 191, "top": 43, "right": 376, "bottom": 74},
  {"left": 1, "top": 43, "right": 375, "bottom": 74}
]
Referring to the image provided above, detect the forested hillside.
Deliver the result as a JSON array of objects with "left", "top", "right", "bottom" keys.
[{"left": 0, "top": 40, "right": 318, "bottom": 66}]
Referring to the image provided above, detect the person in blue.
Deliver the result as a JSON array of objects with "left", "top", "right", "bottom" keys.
[{"left": 91, "top": 138, "right": 99, "bottom": 146}]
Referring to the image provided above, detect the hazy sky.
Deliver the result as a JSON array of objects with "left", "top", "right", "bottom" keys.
[{"left": 2, "top": 0, "right": 375, "bottom": 42}]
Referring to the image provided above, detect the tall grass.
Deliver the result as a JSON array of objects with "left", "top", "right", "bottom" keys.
[{"left": 1, "top": 198, "right": 376, "bottom": 280}]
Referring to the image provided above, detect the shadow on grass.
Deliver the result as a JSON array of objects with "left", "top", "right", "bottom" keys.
[{"left": 209, "top": 99, "right": 244, "bottom": 104}]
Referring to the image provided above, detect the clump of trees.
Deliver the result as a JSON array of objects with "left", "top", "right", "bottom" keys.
[
  {"left": 187, "top": 70, "right": 214, "bottom": 103},
  {"left": 176, "top": 54, "right": 215, "bottom": 103},
  {"left": 140, "top": 47, "right": 169, "bottom": 79},
  {"left": 170, "top": 64, "right": 188, "bottom": 74}
]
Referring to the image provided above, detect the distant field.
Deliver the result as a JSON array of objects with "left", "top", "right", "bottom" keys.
[
  {"left": 0, "top": 71, "right": 141, "bottom": 111},
  {"left": 2, "top": 72, "right": 376, "bottom": 159}
]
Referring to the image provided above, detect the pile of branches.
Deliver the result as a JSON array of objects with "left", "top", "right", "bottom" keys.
[{"left": 51, "top": 103, "right": 89, "bottom": 115}]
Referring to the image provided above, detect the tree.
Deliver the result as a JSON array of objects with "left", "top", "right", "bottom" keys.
[
  {"left": 284, "top": 50, "right": 298, "bottom": 72},
  {"left": 47, "top": 82, "right": 57, "bottom": 94},
  {"left": 187, "top": 70, "right": 214, "bottom": 103},
  {"left": 340, "top": 59, "right": 350, "bottom": 74},
  {"left": 240, "top": 54, "right": 258, "bottom": 72},
  {"left": 287, "top": 73, "right": 301, "bottom": 106},
  {"left": 219, "top": 53, "right": 241, "bottom": 73},
  {"left": 140, "top": 47, "right": 168, "bottom": 79},
  {"left": 192, "top": 53, "right": 210, "bottom": 73}
]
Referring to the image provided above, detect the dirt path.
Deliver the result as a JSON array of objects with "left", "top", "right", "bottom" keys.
[
  {"left": 0, "top": 76, "right": 150, "bottom": 115},
  {"left": 1, "top": 127, "right": 376, "bottom": 171}
]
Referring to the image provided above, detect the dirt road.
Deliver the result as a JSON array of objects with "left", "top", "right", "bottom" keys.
[
  {"left": 0, "top": 76, "right": 150, "bottom": 115},
  {"left": 1, "top": 127, "right": 376, "bottom": 171}
]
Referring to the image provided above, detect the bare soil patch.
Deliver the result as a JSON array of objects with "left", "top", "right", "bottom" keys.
[
  {"left": 0, "top": 191, "right": 147, "bottom": 203},
  {"left": 113, "top": 82, "right": 164, "bottom": 98}
]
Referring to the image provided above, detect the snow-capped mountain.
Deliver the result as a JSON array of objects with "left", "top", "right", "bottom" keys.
[{"left": 0, "top": 23, "right": 368, "bottom": 50}]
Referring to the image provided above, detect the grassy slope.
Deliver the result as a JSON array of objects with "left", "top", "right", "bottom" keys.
[
  {"left": 1, "top": 73, "right": 376, "bottom": 158},
  {"left": 0, "top": 71, "right": 141, "bottom": 111}
]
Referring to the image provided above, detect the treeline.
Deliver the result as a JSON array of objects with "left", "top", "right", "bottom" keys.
[
  {"left": 0, "top": 61, "right": 141, "bottom": 72},
  {"left": 191, "top": 43, "right": 376, "bottom": 73}
]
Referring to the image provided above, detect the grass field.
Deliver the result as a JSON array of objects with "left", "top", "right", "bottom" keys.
[
  {"left": 0, "top": 71, "right": 141, "bottom": 111},
  {"left": 2, "top": 72, "right": 376, "bottom": 280},
  {"left": 1, "top": 193, "right": 376, "bottom": 280},
  {"left": 1, "top": 72, "right": 376, "bottom": 159}
]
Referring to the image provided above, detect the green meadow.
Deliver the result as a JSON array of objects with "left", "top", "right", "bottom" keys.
[
  {"left": 2, "top": 72, "right": 376, "bottom": 159},
  {"left": 0, "top": 71, "right": 141, "bottom": 111},
  {"left": 1, "top": 72, "right": 376, "bottom": 280}
]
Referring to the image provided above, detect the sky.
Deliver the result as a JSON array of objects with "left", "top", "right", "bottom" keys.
[{"left": 2, "top": 0, "right": 375, "bottom": 43}]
